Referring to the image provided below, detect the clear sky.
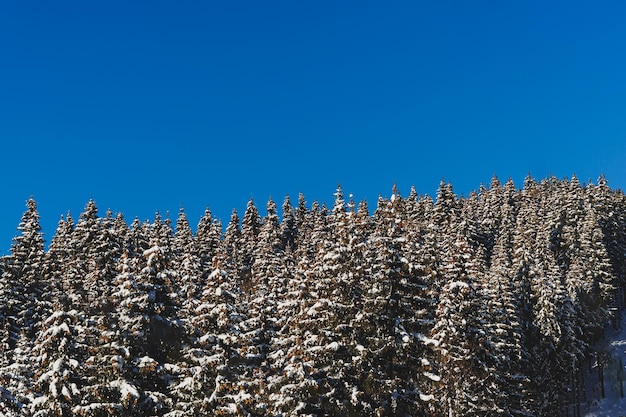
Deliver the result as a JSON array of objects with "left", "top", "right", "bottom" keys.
[{"left": 2, "top": 1, "right": 626, "bottom": 254}]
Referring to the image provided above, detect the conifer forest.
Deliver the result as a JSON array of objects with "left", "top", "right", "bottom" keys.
[{"left": 2, "top": 175, "right": 626, "bottom": 417}]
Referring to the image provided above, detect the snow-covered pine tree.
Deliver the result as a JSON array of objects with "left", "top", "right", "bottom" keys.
[
  {"left": 355, "top": 187, "right": 434, "bottom": 416},
  {"left": 27, "top": 306, "right": 85, "bottom": 416},
  {"left": 576, "top": 205, "right": 615, "bottom": 336},
  {"left": 475, "top": 175, "right": 507, "bottom": 264},
  {"left": 3, "top": 198, "right": 47, "bottom": 338},
  {"left": 431, "top": 207, "right": 497, "bottom": 417},
  {"left": 195, "top": 208, "right": 223, "bottom": 282},
  {"left": 173, "top": 208, "right": 200, "bottom": 299},
  {"left": 586, "top": 175, "right": 624, "bottom": 320},
  {"left": 427, "top": 181, "right": 460, "bottom": 299},
  {"left": 238, "top": 197, "right": 284, "bottom": 413},
  {"left": 294, "top": 193, "right": 310, "bottom": 251},
  {"left": 43, "top": 213, "right": 74, "bottom": 306},
  {"left": 262, "top": 199, "right": 323, "bottom": 416},
  {"left": 280, "top": 195, "right": 298, "bottom": 253},
  {"left": 74, "top": 202, "right": 125, "bottom": 356},
  {"left": 168, "top": 240, "right": 248, "bottom": 416},
  {"left": 0, "top": 198, "right": 47, "bottom": 414},
  {"left": 98, "top": 214, "right": 181, "bottom": 416},
  {"left": 74, "top": 247, "right": 144, "bottom": 416},
  {"left": 481, "top": 180, "right": 531, "bottom": 417},
  {"left": 292, "top": 185, "right": 365, "bottom": 415},
  {"left": 238, "top": 198, "right": 261, "bottom": 292},
  {"left": 222, "top": 209, "right": 241, "bottom": 284},
  {"left": 522, "top": 181, "right": 584, "bottom": 417}
]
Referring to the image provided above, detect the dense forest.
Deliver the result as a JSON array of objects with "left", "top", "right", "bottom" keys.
[{"left": 1, "top": 174, "right": 625, "bottom": 417}]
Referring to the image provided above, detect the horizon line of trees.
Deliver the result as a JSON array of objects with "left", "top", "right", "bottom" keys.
[{"left": 1, "top": 174, "right": 625, "bottom": 417}]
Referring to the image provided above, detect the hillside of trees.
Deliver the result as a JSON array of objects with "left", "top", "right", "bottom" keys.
[{"left": 1, "top": 174, "right": 625, "bottom": 417}]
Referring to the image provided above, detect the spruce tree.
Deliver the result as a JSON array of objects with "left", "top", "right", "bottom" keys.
[
  {"left": 239, "top": 198, "right": 261, "bottom": 291},
  {"left": 0, "top": 198, "right": 47, "bottom": 413}
]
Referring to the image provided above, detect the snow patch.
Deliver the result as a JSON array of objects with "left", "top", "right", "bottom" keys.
[
  {"left": 110, "top": 380, "right": 140, "bottom": 402},
  {"left": 326, "top": 341, "right": 340, "bottom": 351},
  {"left": 423, "top": 371, "right": 441, "bottom": 382},
  {"left": 416, "top": 333, "right": 440, "bottom": 347},
  {"left": 448, "top": 281, "right": 470, "bottom": 291}
]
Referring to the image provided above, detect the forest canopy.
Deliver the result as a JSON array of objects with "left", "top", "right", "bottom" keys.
[{"left": 1, "top": 174, "right": 625, "bottom": 417}]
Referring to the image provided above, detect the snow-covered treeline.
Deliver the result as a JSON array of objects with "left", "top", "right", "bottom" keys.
[{"left": 1, "top": 174, "right": 625, "bottom": 417}]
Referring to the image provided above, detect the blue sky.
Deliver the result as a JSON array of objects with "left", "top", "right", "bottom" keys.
[{"left": 1, "top": 1, "right": 626, "bottom": 254}]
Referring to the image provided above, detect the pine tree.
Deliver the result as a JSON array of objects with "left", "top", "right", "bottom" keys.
[
  {"left": 356, "top": 188, "right": 434, "bottom": 415},
  {"left": 4, "top": 198, "right": 46, "bottom": 335},
  {"left": 169, "top": 244, "right": 247, "bottom": 416},
  {"left": 280, "top": 195, "right": 298, "bottom": 252},
  {"left": 0, "top": 198, "right": 47, "bottom": 413},
  {"left": 196, "top": 208, "right": 223, "bottom": 280},
  {"left": 239, "top": 197, "right": 284, "bottom": 412},
  {"left": 222, "top": 209, "right": 241, "bottom": 282},
  {"left": 238, "top": 198, "right": 261, "bottom": 291},
  {"left": 294, "top": 193, "right": 310, "bottom": 250},
  {"left": 28, "top": 307, "right": 85, "bottom": 416},
  {"left": 431, "top": 213, "right": 495, "bottom": 416},
  {"left": 173, "top": 208, "right": 202, "bottom": 303},
  {"left": 482, "top": 181, "right": 531, "bottom": 416},
  {"left": 577, "top": 207, "right": 615, "bottom": 335}
]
